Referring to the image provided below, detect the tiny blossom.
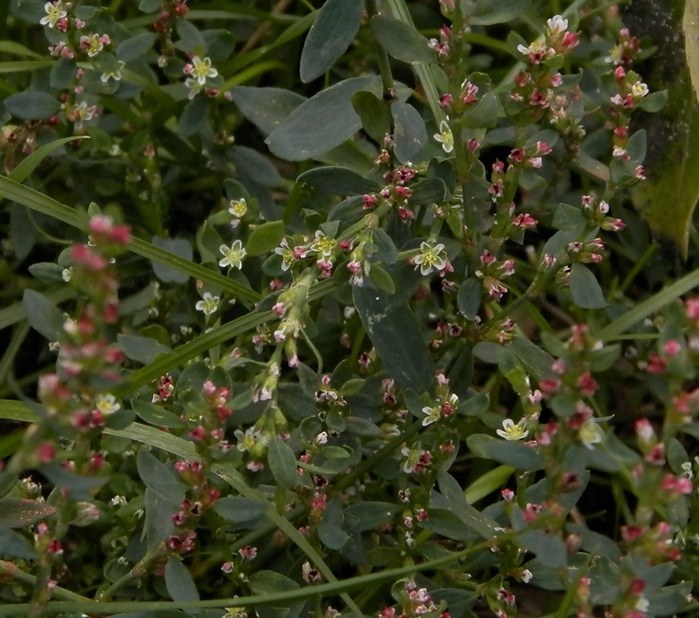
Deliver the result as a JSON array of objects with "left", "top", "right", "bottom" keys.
[
  {"left": 185, "top": 77, "right": 203, "bottom": 99},
  {"left": 80, "top": 34, "right": 107, "bottom": 57},
  {"left": 219, "top": 240, "right": 246, "bottom": 269},
  {"left": 234, "top": 427, "right": 264, "bottom": 452},
  {"left": 310, "top": 231, "right": 336, "bottom": 258},
  {"left": 185, "top": 56, "right": 218, "bottom": 85},
  {"left": 195, "top": 292, "right": 219, "bottom": 316},
  {"left": 412, "top": 241, "right": 448, "bottom": 276},
  {"left": 100, "top": 61, "right": 125, "bottom": 83},
  {"left": 229, "top": 198, "right": 247, "bottom": 220},
  {"left": 40, "top": 1, "right": 67, "bottom": 28},
  {"left": 62, "top": 267, "right": 72, "bottom": 282},
  {"left": 579, "top": 418, "right": 604, "bottom": 449},
  {"left": 94, "top": 394, "right": 120, "bottom": 415},
  {"left": 433, "top": 119, "right": 454, "bottom": 153},
  {"left": 496, "top": 418, "right": 529, "bottom": 441},
  {"left": 517, "top": 39, "right": 549, "bottom": 63},
  {"left": 421, "top": 405, "right": 441, "bottom": 426},
  {"left": 631, "top": 81, "right": 649, "bottom": 98},
  {"left": 546, "top": 15, "right": 568, "bottom": 35}
]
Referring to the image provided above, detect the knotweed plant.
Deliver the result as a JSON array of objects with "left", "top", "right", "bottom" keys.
[{"left": 0, "top": 1, "right": 698, "bottom": 618}]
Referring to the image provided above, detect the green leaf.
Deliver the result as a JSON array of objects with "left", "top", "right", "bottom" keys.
[
  {"left": 228, "top": 145, "right": 281, "bottom": 187},
  {"left": 266, "top": 75, "right": 381, "bottom": 161},
  {"left": 437, "top": 473, "right": 499, "bottom": 538},
  {"left": 175, "top": 18, "right": 206, "bottom": 53},
  {"left": 150, "top": 237, "right": 193, "bottom": 285},
  {"left": 300, "top": 0, "right": 364, "bottom": 83},
  {"left": 466, "top": 433, "right": 543, "bottom": 470},
  {"left": 202, "top": 29, "right": 237, "bottom": 62},
  {"left": 116, "top": 32, "right": 156, "bottom": 62},
  {"left": 40, "top": 463, "right": 108, "bottom": 500},
  {"left": 353, "top": 283, "right": 435, "bottom": 393},
  {"left": 457, "top": 278, "right": 481, "bottom": 320},
  {"left": 231, "top": 87, "right": 306, "bottom": 136},
  {"left": 462, "top": 91, "right": 500, "bottom": 129},
  {"left": 517, "top": 530, "right": 567, "bottom": 568},
  {"left": 178, "top": 96, "right": 208, "bottom": 137},
  {"left": 408, "top": 178, "right": 447, "bottom": 205},
  {"left": 246, "top": 220, "right": 285, "bottom": 256},
  {"left": 0, "top": 528, "right": 36, "bottom": 559},
  {"left": 637, "top": 90, "right": 668, "bottom": 112},
  {"left": 248, "top": 570, "right": 299, "bottom": 595},
  {"left": 139, "top": 0, "right": 160, "bottom": 11},
  {"left": 353, "top": 91, "right": 392, "bottom": 144},
  {"left": 118, "top": 334, "right": 171, "bottom": 365},
  {"left": 49, "top": 57, "right": 76, "bottom": 90},
  {"left": 0, "top": 497, "right": 56, "bottom": 528},
  {"left": 570, "top": 263, "right": 607, "bottom": 309},
  {"left": 138, "top": 449, "right": 185, "bottom": 550},
  {"left": 626, "top": 129, "right": 647, "bottom": 163},
  {"left": 267, "top": 435, "right": 298, "bottom": 489},
  {"left": 370, "top": 13, "right": 436, "bottom": 64},
  {"left": 470, "top": 0, "right": 532, "bottom": 25},
  {"left": 4, "top": 91, "right": 60, "bottom": 120},
  {"left": 464, "top": 465, "right": 513, "bottom": 504},
  {"left": 318, "top": 496, "right": 350, "bottom": 549},
  {"left": 297, "top": 166, "right": 379, "bottom": 196},
  {"left": 214, "top": 496, "right": 268, "bottom": 523},
  {"left": 165, "top": 557, "right": 200, "bottom": 603},
  {"left": 344, "top": 502, "right": 398, "bottom": 531},
  {"left": 508, "top": 336, "right": 556, "bottom": 381},
  {"left": 368, "top": 264, "right": 396, "bottom": 294},
  {"left": 392, "top": 101, "right": 427, "bottom": 163},
  {"left": 23, "top": 289, "right": 64, "bottom": 341},
  {"left": 131, "top": 399, "right": 186, "bottom": 429}
]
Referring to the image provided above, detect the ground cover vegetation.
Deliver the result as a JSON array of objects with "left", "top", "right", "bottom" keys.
[{"left": 2, "top": 0, "right": 699, "bottom": 617}]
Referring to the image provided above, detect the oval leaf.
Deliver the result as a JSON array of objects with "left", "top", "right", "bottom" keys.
[
  {"left": 267, "top": 435, "right": 298, "bottom": 489},
  {"left": 214, "top": 496, "right": 267, "bottom": 523},
  {"left": 23, "top": 289, "right": 64, "bottom": 341},
  {"left": 353, "top": 283, "right": 434, "bottom": 393},
  {"left": 266, "top": 75, "right": 381, "bottom": 161},
  {"left": 246, "top": 220, "right": 285, "bottom": 256},
  {"left": 392, "top": 101, "right": 427, "bottom": 163},
  {"left": 370, "top": 14, "right": 436, "bottom": 64},
  {"left": 5, "top": 91, "right": 60, "bottom": 120},
  {"left": 298, "top": 166, "right": 379, "bottom": 196},
  {"left": 165, "top": 557, "right": 200, "bottom": 603},
  {"left": 570, "top": 263, "right": 607, "bottom": 309},
  {"left": 231, "top": 87, "right": 306, "bottom": 136},
  {"left": 300, "top": 0, "right": 364, "bottom": 83}
]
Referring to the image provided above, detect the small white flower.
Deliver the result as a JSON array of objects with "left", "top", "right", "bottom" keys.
[
  {"left": 100, "top": 61, "right": 125, "bottom": 83},
  {"left": 61, "top": 267, "right": 72, "bottom": 282},
  {"left": 234, "top": 427, "right": 265, "bottom": 452},
  {"left": 496, "top": 418, "right": 528, "bottom": 441},
  {"left": 185, "top": 77, "right": 203, "bottom": 100},
  {"left": 433, "top": 119, "right": 454, "bottom": 154},
  {"left": 412, "top": 241, "right": 447, "bottom": 276},
  {"left": 229, "top": 198, "right": 247, "bottom": 218},
  {"left": 95, "top": 393, "right": 120, "bottom": 415},
  {"left": 421, "top": 405, "right": 441, "bottom": 426},
  {"left": 195, "top": 292, "right": 220, "bottom": 316},
  {"left": 40, "top": 1, "right": 67, "bottom": 28},
  {"left": 219, "top": 240, "right": 246, "bottom": 269},
  {"left": 579, "top": 419, "right": 604, "bottom": 449},
  {"left": 631, "top": 80, "right": 649, "bottom": 98},
  {"left": 546, "top": 15, "right": 568, "bottom": 36},
  {"left": 186, "top": 56, "right": 218, "bottom": 85}
]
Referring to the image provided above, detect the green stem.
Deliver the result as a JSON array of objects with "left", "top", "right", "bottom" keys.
[{"left": 0, "top": 542, "right": 488, "bottom": 616}]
